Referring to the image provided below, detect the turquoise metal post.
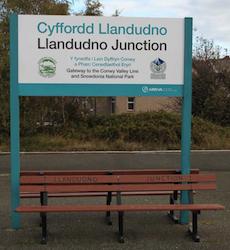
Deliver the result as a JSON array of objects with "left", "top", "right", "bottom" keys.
[
  {"left": 10, "top": 14, "right": 21, "bottom": 229},
  {"left": 180, "top": 17, "right": 193, "bottom": 224}
]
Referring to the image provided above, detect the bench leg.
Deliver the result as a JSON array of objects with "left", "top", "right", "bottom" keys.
[
  {"left": 40, "top": 192, "right": 48, "bottom": 244},
  {"left": 188, "top": 211, "right": 200, "bottom": 242},
  {"left": 118, "top": 212, "right": 124, "bottom": 243},
  {"left": 167, "top": 191, "right": 179, "bottom": 223},
  {"left": 116, "top": 192, "right": 124, "bottom": 243},
  {"left": 39, "top": 192, "right": 44, "bottom": 227},
  {"left": 41, "top": 212, "right": 47, "bottom": 244},
  {"left": 106, "top": 191, "right": 112, "bottom": 225}
]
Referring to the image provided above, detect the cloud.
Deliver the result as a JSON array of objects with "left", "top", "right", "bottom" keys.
[{"left": 101, "top": 0, "right": 230, "bottom": 52}]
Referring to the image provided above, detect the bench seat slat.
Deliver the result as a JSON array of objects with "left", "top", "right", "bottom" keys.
[
  {"left": 16, "top": 203, "right": 224, "bottom": 213},
  {"left": 20, "top": 183, "right": 216, "bottom": 193}
]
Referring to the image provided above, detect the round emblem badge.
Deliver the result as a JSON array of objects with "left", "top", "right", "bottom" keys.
[
  {"left": 150, "top": 58, "right": 166, "bottom": 73},
  {"left": 38, "top": 57, "right": 56, "bottom": 77}
]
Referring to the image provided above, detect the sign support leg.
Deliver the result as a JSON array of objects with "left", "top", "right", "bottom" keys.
[
  {"left": 180, "top": 17, "right": 193, "bottom": 224},
  {"left": 10, "top": 14, "right": 21, "bottom": 229}
]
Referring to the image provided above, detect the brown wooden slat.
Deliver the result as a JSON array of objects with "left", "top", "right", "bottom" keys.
[
  {"left": 20, "top": 183, "right": 216, "bottom": 193},
  {"left": 21, "top": 170, "right": 110, "bottom": 176},
  {"left": 20, "top": 191, "right": 179, "bottom": 198},
  {"left": 20, "top": 169, "right": 200, "bottom": 176},
  {"left": 21, "top": 186, "right": 46, "bottom": 193},
  {"left": 16, "top": 203, "right": 224, "bottom": 213},
  {"left": 112, "top": 169, "right": 200, "bottom": 175},
  {"left": 20, "top": 174, "right": 214, "bottom": 185}
]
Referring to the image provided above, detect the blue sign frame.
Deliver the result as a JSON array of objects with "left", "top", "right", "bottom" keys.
[{"left": 10, "top": 14, "right": 192, "bottom": 228}]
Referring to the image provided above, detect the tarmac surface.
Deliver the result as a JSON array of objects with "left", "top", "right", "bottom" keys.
[
  {"left": 0, "top": 171, "right": 229, "bottom": 250},
  {"left": 1, "top": 150, "right": 230, "bottom": 173}
]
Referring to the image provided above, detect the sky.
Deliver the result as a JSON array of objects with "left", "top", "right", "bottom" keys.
[{"left": 72, "top": 0, "right": 230, "bottom": 56}]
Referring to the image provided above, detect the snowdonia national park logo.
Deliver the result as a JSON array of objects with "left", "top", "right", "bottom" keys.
[
  {"left": 38, "top": 57, "right": 56, "bottom": 77},
  {"left": 150, "top": 58, "right": 166, "bottom": 79}
]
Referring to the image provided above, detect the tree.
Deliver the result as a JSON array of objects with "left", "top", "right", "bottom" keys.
[
  {"left": 192, "top": 34, "right": 230, "bottom": 125},
  {"left": 0, "top": 0, "right": 69, "bottom": 137},
  {"left": 112, "top": 9, "right": 122, "bottom": 17},
  {"left": 84, "top": 0, "right": 103, "bottom": 16},
  {"left": 173, "top": 34, "right": 230, "bottom": 126},
  {"left": 0, "top": 0, "right": 106, "bottom": 140},
  {"left": 193, "top": 35, "right": 222, "bottom": 60}
]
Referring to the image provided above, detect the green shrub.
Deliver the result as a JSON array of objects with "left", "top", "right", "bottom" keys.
[
  {"left": 3, "top": 111, "right": 229, "bottom": 151},
  {"left": 57, "top": 111, "right": 230, "bottom": 148}
]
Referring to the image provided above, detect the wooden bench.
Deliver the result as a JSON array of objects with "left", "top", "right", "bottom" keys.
[
  {"left": 20, "top": 169, "right": 199, "bottom": 224},
  {"left": 16, "top": 170, "right": 224, "bottom": 244}
]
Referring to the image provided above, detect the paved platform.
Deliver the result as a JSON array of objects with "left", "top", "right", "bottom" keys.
[
  {"left": 1, "top": 150, "right": 230, "bottom": 174},
  {"left": 0, "top": 171, "right": 229, "bottom": 250}
]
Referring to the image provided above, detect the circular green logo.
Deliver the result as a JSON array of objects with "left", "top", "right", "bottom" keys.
[{"left": 38, "top": 57, "right": 56, "bottom": 77}]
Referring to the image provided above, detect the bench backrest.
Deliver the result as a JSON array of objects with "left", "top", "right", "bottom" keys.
[
  {"left": 20, "top": 170, "right": 216, "bottom": 194},
  {"left": 20, "top": 169, "right": 200, "bottom": 176}
]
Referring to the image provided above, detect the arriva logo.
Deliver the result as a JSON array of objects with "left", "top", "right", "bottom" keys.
[
  {"left": 38, "top": 57, "right": 56, "bottom": 78},
  {"left": 142, "top": 86, "right": 165, "bottom": 93},
  {"left": 142, "top": 86, "right": 149, "bottom": 93}
]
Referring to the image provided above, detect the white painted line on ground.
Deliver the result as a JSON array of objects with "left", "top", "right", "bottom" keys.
[
  {"left": 0, "top": 173, "right": 9, "bottom": 177},
  {"left": 0, "top": 150, "right": 230, "bottom": 155}
]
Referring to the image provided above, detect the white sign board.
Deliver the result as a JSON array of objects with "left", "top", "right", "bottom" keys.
[{"left": 18, "top": 15, "right": 184, "bottom": 84}]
